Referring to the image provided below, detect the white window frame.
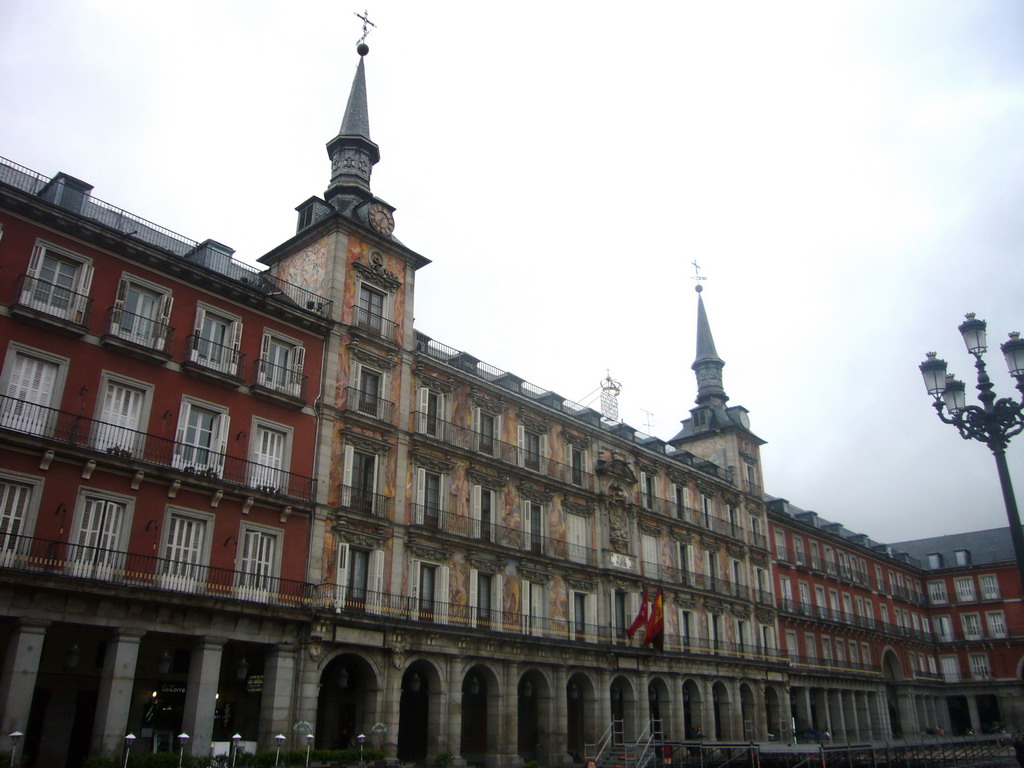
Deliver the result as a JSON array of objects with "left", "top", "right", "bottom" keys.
[
  {"left": 93, "top": 371, "right": 153, "bottom": 457},
  {"left": 0, "top": 470, "right": 44, "bottom": 561},
  {"left": 1, "top": 343, "right": 70, "bottom": 436},
  {"left": 986, "top": 610, "right": 1007, "bottom": 638},
  {"left": 235, "top": 522, "right": 282, "bottom": 603},
  {"left": 68, "top": 487, "right": 134, "bottom": 580},
  {"left": 173, "top": 397, "right": 230, "bottom": 475},
  {"left": 640, "top": 471, "right": 656, "bottom": 510},
  {"left": 257, "top": 329, "right": 305, "bottom": 397},
  {"left": 190, "top": 303, "right": 243, "bottom": 376},
  {"left": 342, "top": 444, "right": 381, "bottom": 514},
  {"left": 410, "top": 558, "right": 450, "bottom": 625},
  {"left": 355, "top": 280, "right": 391, "bottom": 337},
  {"left": 248, "top": 417, "right": 293, "bottom": 495},
  {"left": 523, "top": 578, "right": 545, "bottom": 637},
  {"left": 961, "top": 613, "right": 982, "bottom": 640},
  {"left": 968, "top": 652, "right": 991, "bottom": 680},
  {"left": 954, "top": 576, "right": 976, "bottom": 603},
  {"left": 111, "top": 272, "right": 173, "bottom": 350},
  {"left": 159, "top": 507, "right": 213, "bottom": 593},
  {"left": 470, "top": 484, "right": 498, "bottom": 541},
  {"left": 670, "top": 482, "right": 690, "bottom": 519},
  {"left": 641, "top": 533, "right": 659, "bottom": 579},
  {"left": 469, "top": 567, "right": 502, "bottom": 629},
  {"left": 940, "top": 655, "right": 960, "bottom": 682},
  {"left": 335, "top": 542, "right": 385, "bottom": 613},
  {"left": 21, "top": 240, "right": 94, "bottom": 323},
  {"left": 517, "top": 424, "right": 548, "bottom": 472},
  {"left": 416, "top": 385, "right": 449, "bottom": 438},
  {"left": 352, "top": 361, "right": 389, "bottom": 419},
  {"left": 567, "top": 512, "right": 588, "bottom": 564},
  {"left": 472, "top": 407, "right": 500, "bottom": 456},
  {"left": 415, "top": 466, "right": 447, "bottom": 525},
  {"left": 928, "top": 580, "right": 948, "bottom": 604},
  {"left": 523, "top": 499, "right": 544, "bottom": 554},
  {"left": 569, "top": 589, "right": 595, "bottom": 642},
  {"left": 979, "top": 573, "right": 1000, "bottom": 600}
]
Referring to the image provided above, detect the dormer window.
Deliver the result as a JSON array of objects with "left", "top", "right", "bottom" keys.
[
  {"left": 955, "top": 549, "right": 971, "bottom": 566},
  {"left": 927, "top": 553, "right": 944, "bottom": 569},
  {"left": 693, "top": 409, "right": 709, "bottom": 428}
]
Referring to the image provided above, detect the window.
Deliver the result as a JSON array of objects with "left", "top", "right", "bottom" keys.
[
  {"left": 641, "top": 533, "right": 659, "bottom": 578},
  {"left": 473, "top": 408, "right": 498, "bottom": 456},
  {"left": 159, "top": 510, "right": 210, "bottom": 592},
  {"left": 570, "top": 591, "right": 593, "bottom": 641},
  {"left": 678, "top": 543, "right": 696, "bottom": 587},
  {"left": 1, "top": 346, "right": 66, "bottom": 435},
  {"left": 750, "top": 514, "right": 761, "bottom": 543},
  {"left": 357, "top": 284, "right": 387, "bottom": 335},
  {"left": 190, "top": 306, "right": 242, "bottom": 376},
  {"left": 343, "top": 446, "right": 379, "bottom": 514},
  {"left": 523, "top": 578, "right": 545, "bottom": 636},
  {"left": 968, "top": 652, "right": 990, "bottom": 679},
  {"left": 416, "top": 386, "right": 448, "bottom": 438},
  {"left": 986, "top": 611, "right": 1007, "bottom": 638},
  {"left": 955, "top": 549, "right": 971, "bottom": 566},
  {"left": 774, "top": 530, "right": 787, "bottom": 561},
  {"left": 940, "top": 655, "right": 960, "bottom": 682},
  {"left": 173, "top": 400, "right": 229, "bottom": 475},
  {"left": 335, "top": 543, "right": 384, "bottom": 613},
  {"left": 21, "top": 243, "right": 93, "bottom": 323},
  {"left": 829, "top": 589, "right": 840, "bottom": 620},
  {"left": 640, "top": 471, "right": 656, "bottom": 510},
  {"left": 69, "top": 492, "right": 130, "bottom": 580},
  {"left": 671, "top": 483, "right": 690, "bottom": 519},
  {"left": 355, "top": 364, "right": 386, "bottom": 418},
  {"left": 708, "top": 613, "right": 722, "bottom": 651},
  {"left": 518, "top": 426, "right": 546, "bottom": 471},
  {"left": 779, "top": 577, "right": 793, "bottom": 609},
  {"left": 927, "top": 552, "right": 944, "bottom": 569},
  {"left": 700, "top": 494, "right": 713, "bottom": 528},
  {"left": 415, "top": 468, "right": 446, "bottom": 527},
  {"left": 848, "top": 641, "right": 859, "bottom": 665},
  {"left": 257, "top": 332, "right": 305, "bottom": 397},
  {"left": 928, "top": 580, "right": 948, "bottom": 604},
  {"left": 879, "top": 603, "right": 889, "bottom": 625},
  {"left": 864, "top": 599, "right": 875, "bottom": 627},
  {"left": 235, "top": 525, "right": 279, "bottom": 603},
  {"left": 693, "top": 408, "right": 708, "bottom": 428},
  {"left": 834, "top": 638, "right": 844, "bottom": 664},
  {"left": 954, "top": 577, "right": 976, "bottom": 602},
  {"left": 861, "top": 643, "right": 871, "bottom": 665},
  {"left": 962, "top": 613, "right": 982, "bottom": 640},
  {"left": 570, "top": 446, "right": 586, "bottom": 486},
  {"left": 679, "top": 609, "right": 693, "bottom": 647},
  {"left": 249, "top": 421, "right": 291, "bottom": 494},
  {"left": 411, "top": 560, "right": 450, "bottom": 624},
  {"left": 612, "top": 591, "right": 628, "bottom": 640},
  {"left": 731, "top": 559, "right": 745, "bottom": 588},
  {"left": 785, "top": 630, "right": 798, "bottom": 660},
  {"left": 821, "top": 637, "right": 832, "bottom": 661},
  {"left": 93, "top": 376, "right": 149, "bottom": 456},
  {"left": 745, "top": 463, "right": 758, "bottom": 492},
  {"left": 470, "top": 569, "right": 500, "bottom": 629},
  {"left": 798, "top": 581, "right": 811, "bottom": 607},
  {"left": 0, "top": 478, "right": 34, "bottom": 559},
  {"left": 111, "top": 275, "right": 172, "bottom": 350},
  {"left": 567, "top": 513, "right": 588, "bottom": 564},
  {"left": 524, "top": 500, "right": 544, "bottom": 554},
  {"left": 471, "top": 485, "right": 497, "bottom": 541},
  {"left": 804, "top": 633, "right": 816, "bottom": 659},
  {"left": 793, "top": 537, "right": 805, "bottom": 565},
  {"left": 979, "top": 574, "right": 1000, "bottom": 600}
]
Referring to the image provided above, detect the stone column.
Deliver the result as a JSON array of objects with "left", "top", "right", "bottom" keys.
[
  {"left": 446, "top": 657, "right": 465, "bottom": 765},
  {"left": 729, "top": 680, "right": 744, "bottom": 742},
  {"left": 550, "top": 667, "right": 567, "bottom": 768},
  {"left": 380, "top": 654, "right": 402, "bottom": 759},
  {"left": 793, "top": 687, "right": 812, "bottom": 734},
  {"left": 92, "top": 629, "right": 144, "bottom": 757},
  {"left": 855, "top": 692, "right": 871, "bottom": 741},
  {"left": 896, "top": 693, "right": 917, "bottom": 738},
  {"left": 753, "top": 684, "right": 768, "bottom": 742},
  {"left": 967, "top": 695, "right": 981, "bottom": 734},
  {"left": 702, "top": 680, "right": 716, "bottom": 741},
  {"left": 0, "top": 619, "right": 49, "bottom": 733},
  {"left": 842, "top": 690, "right": 857, "bottom": 741},
  {"left": 665, "top": 676, "right": 680, "bottom": 741},
  {"left": 598, "top": 670, "right": 612, "bottom": 739},
  {"left": 259, "top": 644, "right": 297, "bottom": 749},
  {"left": 500, "top": 662, "right": 521, "bottom": 768},
  {"left": 181, "top": 636, "right": 225, "bottom": 758},
  {"left": 636, "top": 671, "right": 650, "bottom": 740}
]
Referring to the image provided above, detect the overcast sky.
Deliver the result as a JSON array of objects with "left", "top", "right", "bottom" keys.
[{"left": 3, "top": 1, "right": 1022, "bottom": 545}]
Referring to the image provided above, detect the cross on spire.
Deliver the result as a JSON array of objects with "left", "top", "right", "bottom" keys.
[
  {"left": 691, "top": 259, "right": 707, "bottom": 281},
  {"left": 356, "top": 10, "right": 376, "bottom": 45}
]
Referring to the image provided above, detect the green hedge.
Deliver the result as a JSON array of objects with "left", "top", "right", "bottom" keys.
[{"left": 109, "top": 748, "right": 385, "bottom": 768}]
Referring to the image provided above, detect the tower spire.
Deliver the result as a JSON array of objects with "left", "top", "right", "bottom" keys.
[
  {"left": 692, "top": 284, "right": 728, "bottom": 405},
  {"left": 325, "top": 38, "right": 381, "bottom": 209}
]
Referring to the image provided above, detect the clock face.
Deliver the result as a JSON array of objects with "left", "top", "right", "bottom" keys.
[{"left": 368, "top": 204, "right": 395, "bottom": 235}]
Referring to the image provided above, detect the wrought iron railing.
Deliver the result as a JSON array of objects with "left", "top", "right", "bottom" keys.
[
  {"left": 337, "top": 484, "right": 392, "bottom": 517},
  {"left": 253, "top": 358, "right": 307, "bottom": 401},
  {"left": 185, "top": 332, "right": 245, "bottom": 378},
  {"left": 344, "top": 386, "right": 394, "bottom": 423},
  {"left": 350, "top": 305, "right": 400, "bottom": 342},
  {"left": 14, "top": 274, "right": 92, "bottom": 326},
  {"left": 0, "top": 395, "right": 315, "bottom": 501},
  {"left": 106, "top": 306, "right": 173, "bottom": 352}
]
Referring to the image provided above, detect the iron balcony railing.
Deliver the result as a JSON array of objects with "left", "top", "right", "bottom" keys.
[
  {"left": 106, "top": 306, "right": 174, "bottom": 353},
  {"left": 185, "top": 332, "right": 245, "bottom": 379},
  {"left": 253, "top": 358, "right": 307, "bottom": 401},
  {"left": 14, "top": 274, "right": 93, "bottom": 327},
  {"left": 0, "top": 155, "right": 333, "bottom": 320},
  {"left": 350, "top": 305, "right": 400, "bottom": 343},
  {"left": 0, "top": 395, "right": 315, "bottom": 501},
  {"left": 344, "top": 386, "right": 394, "bottom": 423},
  {"left": 777, "top": 597, "right": 937, "bottom": 642},
  {"left": 337, "top": 484, "right": 393, "bottom": 517},
  {"left": 0, "top": 534, "right": 310, "bottom": 608},
  {"left": 787, "top": 654, "right": 882, "bottom": 675},
  {"left": 408, "top": 505, "right": 599, "bottom": 566},
  {"left": 412, "top": 412, "right": 595, "bottom": 490},
  {"left": 749, "top": 531, "right": 768, "bottom": 550}
]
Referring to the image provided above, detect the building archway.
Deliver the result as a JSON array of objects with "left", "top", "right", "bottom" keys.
[
  {"left": 316, "top": 653, "right": 380, "bottom": 749},
  {"left": 882, "top": 649, "right": 903, "bottom": 738},
  {"left": 682, "top": 679, "right": 703, "bottom": 739},
  {"left": 398, "top": 660, "right": 442, "bottom": 762},
  {"left": 567, "top": 673, "right": 596, "bottom": 760},
  {"left": 711, "top": 681, "right": 731, "bottom": 741},
  {"left": 738, "top": 683, "right": 756, "bottom": 741},
  {"left": 610, "top": 676, "right": 637, "bottom": 741},
  {"left": 517, "top": 669, "right": 550, "bottom": 763},
  {"left": 648, "top": 677, "right": 671, "bottom": 738},
  {"left": 460, "top": 664, "right": 501, "bottom": 763},
  {"left": 764, "top": 685, "right": 782, "bottom": 742}
]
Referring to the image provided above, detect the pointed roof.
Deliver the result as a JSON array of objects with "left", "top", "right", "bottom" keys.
[
  {"left": 691, "top": 285, "right": 728, "bottom": 405},
  {"left": 694, "top": 289, "right": 723, "bottom": 366},
  {"left": 340, "top": 55, "right": 372, "bottom": 140}
]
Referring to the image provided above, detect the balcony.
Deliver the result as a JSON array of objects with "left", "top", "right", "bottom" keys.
[
  {"left": 350, "top": 305, "right": 400, "bottom": 343},
  {"left": 0, "top": 395, "right": 315, "bottom": 501},
  {"left": 11, "top": 274, "right": 92, "bottom": 333},
  {"left": 337, "top": 484, "right": 392, "bottom": 518},
  {"left": 411, "top": 412, "right": 594, "bottom": 490},
  {"left": 251, "top": 358, "right": 308, "bottom": 407},
  {"left": 344, "top": 386, "right": 394, "bottom": 423},
  {"left": 788, "top": 654, "right": 881, "bottom": 676},
  {"left": 408, "top": 505, "right": 598, "bottom": 566},
  {"left": 183, "top": 332, "right": 245, "bottom": 385},
  {"left": 101, "top": 306, "right": 174, "bottom": 362}
]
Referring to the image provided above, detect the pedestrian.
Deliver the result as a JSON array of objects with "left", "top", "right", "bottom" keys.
[{"left": 585, "top": 759, "right": 598, "bottom": 768}]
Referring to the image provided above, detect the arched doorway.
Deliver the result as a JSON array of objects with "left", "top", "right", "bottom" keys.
[
  {"left": 517, "top": 670, "right": 548, "bottom": 763},
  {"left": 648, "top": 678, "right": 671, "bottom": 739},
  {"left": 682, "top": 680, "right": 703, "bottom": 739},
  {"left": 764, "top": 686, "right": 782, "bottom": 742},
  {"left": 316, "top": 654, "right": 378, "bottom": 749},
  {"left": 882, "top": 649, "right": 903, "bottom": 738},
  {"left": 711, "top": 682, "right": 731, "bottom": 740},
  {"left": 610, "top": 676, "right": 636, "bottom": 742},
  {"left": 567, "top": 674, "right": 595, "bottom": 760},
  {"left": 461, "top": 665, "right": 500, "bottom": 763},
  {"left": 739, "top": 684, "right": 755, "bottom": 741},
  {"left": 398, "top": 662, "right": 439, "bottom": 761}
]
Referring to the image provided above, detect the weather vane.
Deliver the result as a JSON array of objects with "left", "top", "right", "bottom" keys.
[
  {"left": 691, "top": 260, "right": 707, "bottom": 281},
  {"left": 356, "top": 10, "right": 376, "bottom": 46}
]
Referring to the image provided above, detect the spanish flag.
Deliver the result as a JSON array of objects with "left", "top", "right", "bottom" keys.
[
  {"left": 644, "top": 587, "right": 664, "bottom": 650},
  {"left": 626, "top": 589, "right": 649, "bottom": 640}
]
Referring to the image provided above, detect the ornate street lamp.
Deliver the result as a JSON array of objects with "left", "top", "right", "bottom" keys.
[
  {"left": 9, "top": 731, "right": 23, "bottom": 768},
  {"left": 357, "top": 733, "right": 366, "bottom": 764},
  {"left": 123, "top": 733, "right": 136, "bottom": 768},
  {"left": 177, "top": 733, "right": 189, "bottom": 768},
  {"left": 231, "top": 734, "right": 242, "bottom": 768},
  {"left": 274, "top": 734, "right": 286, "bottom": 768},
  {"left": 920, "top": 315, "right": 1024, "bottom": 585},
  {"left": 305, "top": 733, "right": 314, "bottom": 768}
]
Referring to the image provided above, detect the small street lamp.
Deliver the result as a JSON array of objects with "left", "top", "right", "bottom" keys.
[
  {"left": 9, "top": 731, "right": 23, "bottom": 768},
  {"left": 304, "top": 733, "right": 314, "bottom": 768},
  {"left": 231, "top": 733, "right": 242, "bottom": 768},
  {"left": 357, "top": 733, "right": 366, "bottom": 764},
  {"left": 123, "top": 733, "right": 136, "bottom": 768},
  {"left": 274, "top": 734, "right": 286, "bottom": 768},
  {"left": 920, "top": 316, "right": 1024, "bottom": 585},
  {"left": 177, "top": 733, "right": 189, "bottom": 768}
]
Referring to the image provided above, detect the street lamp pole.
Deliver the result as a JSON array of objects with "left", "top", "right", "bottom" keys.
[
  {"left": 123, "top": 733, "right": 136, "bottom": 768},
  {"left": 274, "top": 734, "right": 286, "bottom": 768},
  {"left": 920, "top": 315, "right": 1024, "bottom": 586},
  {"left": 177, "top": 733, "right": 190, "bottom": 768}
]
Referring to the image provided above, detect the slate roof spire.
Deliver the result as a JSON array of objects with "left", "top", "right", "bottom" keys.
[
  {"left": 692, "top": 284, "right": 728, "bottom": 405},
  {"left": 325, "top": 42, "right": 381, "bottom": 208}
]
